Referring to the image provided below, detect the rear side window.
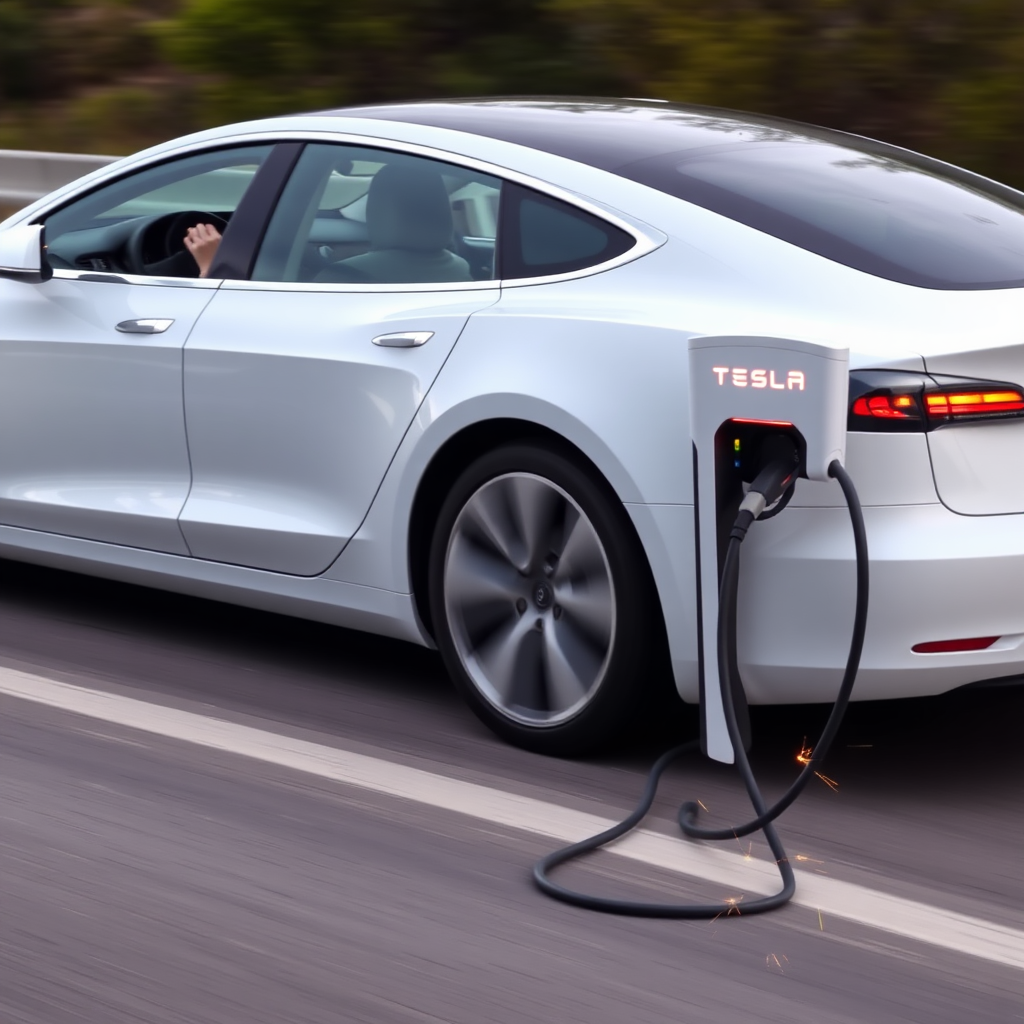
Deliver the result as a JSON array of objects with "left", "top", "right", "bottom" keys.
[
  {"left": 619, "top": 139, "right": 1024, "bottom": 290},
  {"left": 499, "top": 183, "right": 635, "bottom": 279},
  {"left": 251, "top": 142, "right": 501, "bottom": 285}
]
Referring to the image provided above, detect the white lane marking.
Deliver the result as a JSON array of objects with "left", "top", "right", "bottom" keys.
[{"left": 1, "top": 666, "right": 1021, "bottom": 971}]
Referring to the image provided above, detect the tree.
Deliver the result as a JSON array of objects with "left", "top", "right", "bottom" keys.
[
  {"left": 156, "top": 0, "right": 598, "bottom": 124},
  {"left": 544, "top": 0, "right": 1024, "bottom": 185}
]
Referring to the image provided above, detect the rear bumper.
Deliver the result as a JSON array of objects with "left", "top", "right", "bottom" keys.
[
  {"left": 737, "top": 502, "right": 1024, "bottom": 703},
  {"left": 629, "top": 500, "right": 1024, "bottom": 705}
]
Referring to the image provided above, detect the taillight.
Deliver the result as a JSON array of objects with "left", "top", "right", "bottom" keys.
[
  {"left": 849, "top": 370, "right": 1024, "bottom": 432},
  {"left": 924, "top": 390, "right": 1024, "bottom": 418}
]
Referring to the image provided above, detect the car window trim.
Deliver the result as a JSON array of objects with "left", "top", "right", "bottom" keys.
[
  {"left": 49, "top": 267, "right": 223, "bottom": 289},
  {"left": 20, "top": 129, "right": 665, "bottom": 292},
  {"left": 24, "top": 130, "right": 660, "bottom": 292},
  {"left": 218, "top": 277, "right": 500, "bottom": 294},
  {"left": 241, "top": 132, "right": 663, "bottom": 290}
]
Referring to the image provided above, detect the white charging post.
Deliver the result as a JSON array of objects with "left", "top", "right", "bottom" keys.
[{"left": 688, "top": 336, "right": 850, "bottom": 763}]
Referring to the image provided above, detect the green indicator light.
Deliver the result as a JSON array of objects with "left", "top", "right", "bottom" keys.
[{"left": 733, "top": 438, "right": 741, "bottom": 452}]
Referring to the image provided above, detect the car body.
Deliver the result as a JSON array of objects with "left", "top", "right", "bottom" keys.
[{"left": 2, "top": 98, "right": 1024, "bottom": 754}]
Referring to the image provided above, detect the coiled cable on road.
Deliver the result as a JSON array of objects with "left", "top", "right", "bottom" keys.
[{"left": 532, "top": 459, "right": 868, "bottom": 918}]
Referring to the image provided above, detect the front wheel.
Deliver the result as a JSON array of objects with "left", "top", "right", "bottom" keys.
[{"left": 428, "top": 442, "right": 660, "bottom": 756}]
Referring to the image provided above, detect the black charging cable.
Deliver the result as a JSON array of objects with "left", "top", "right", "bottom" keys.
[{"left": 533, "top": 458, "right": 868, "bottom": 918}]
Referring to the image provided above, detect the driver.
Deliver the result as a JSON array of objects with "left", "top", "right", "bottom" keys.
[{"left": 184, "top": 222, "right": 222, "bottom": 277}]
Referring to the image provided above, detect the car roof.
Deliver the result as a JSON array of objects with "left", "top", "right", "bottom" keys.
[{"left": 321, "top": 97, "right": 877, "bottom": 173}]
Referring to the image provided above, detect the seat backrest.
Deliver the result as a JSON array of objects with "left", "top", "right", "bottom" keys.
[{"left": 366, "top": 163, "right": 453, "bottom": 252}]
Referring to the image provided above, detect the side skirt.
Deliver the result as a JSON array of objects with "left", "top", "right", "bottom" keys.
[{"left": 0, "top": 523, "right": 430, "bottom": 646}]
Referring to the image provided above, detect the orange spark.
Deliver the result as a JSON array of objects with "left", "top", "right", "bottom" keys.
[
  {"left": 766, "top": 953, "right": 789, "bottom": 973},
  {"left": 816, "top": 772, "right": 840, "bottom": 792},
  {"left": 698, "top": 799, "right": 709, "bottom": 812},
  {"left": 711, "top": 894, "right": 745, "bottom": 923},
  {"left": 735, "top": 837, "right": 754, "bottom": 859},
  {"left": 724, "top": 895, "right": 744, "bottom": 916},
  {"left": 796, "top": 738, "right": 839, "bottom": 791}
]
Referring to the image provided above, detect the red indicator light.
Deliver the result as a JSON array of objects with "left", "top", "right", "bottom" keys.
[
  {"left": 852, "top": 394, "right": 916, "bottom": 419},
  {"left": 925, "top": 390, "right": 1024, "bottom": 418},
  {"left": 912, "top": 636, "right": 1000, "bottom": 653},
  {"left": 730, "top": 417, "right": 794, "bottom": 427}
]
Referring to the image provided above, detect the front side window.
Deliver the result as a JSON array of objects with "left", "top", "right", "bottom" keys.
[
  {"left": 252, "top": 144, "right": 501, "bottom": 285},
  {"left": 43, "top": 144, "right": 272, "bottom": 278}
]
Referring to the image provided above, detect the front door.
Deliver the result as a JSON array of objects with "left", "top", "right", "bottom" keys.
[
  {"left": 0, "top": 142, "right": 275, "bottom": 553},
  {"left": 0, "top": 274, "right": 214, "bottom": 554}
]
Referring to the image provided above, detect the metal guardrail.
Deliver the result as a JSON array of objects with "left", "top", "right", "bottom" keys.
[{"left": 0, "top": 149, "right": 117, "bottom": 206}]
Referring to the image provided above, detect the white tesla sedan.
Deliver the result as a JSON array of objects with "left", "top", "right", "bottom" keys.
[{"left": 2, "top": 98, "right": 1023, "bottom": 754}]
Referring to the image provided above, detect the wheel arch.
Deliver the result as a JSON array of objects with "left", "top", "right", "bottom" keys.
[{"left": 408, "top": 416, "right": 669, "bottom": 668}]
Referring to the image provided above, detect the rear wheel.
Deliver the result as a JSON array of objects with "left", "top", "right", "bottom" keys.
[{"left": 428, "top": 442, "right": 658, "bottom": 755}]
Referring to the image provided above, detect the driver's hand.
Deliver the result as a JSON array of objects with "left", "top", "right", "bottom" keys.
[{"left": 184, "top": 223, "right": 222, "bottom": 278}]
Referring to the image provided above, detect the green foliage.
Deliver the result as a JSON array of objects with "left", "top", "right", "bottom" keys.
[
  {"left": 7, "top": 0, "right": 1024, "bottom": 187},
  {"left": 154, "top": 0, "right": 593, "bottom": 125},
  {"left": 156, "top": 0, "right": 415, "bottom": 121},
  {"left": 0, "top": 0, "right": 67, "bottom": 100},
  {"left": 543, "top": 0, "right": 1024, "bottom": 185}
]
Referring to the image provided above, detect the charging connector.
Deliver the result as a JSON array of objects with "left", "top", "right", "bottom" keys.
[{"left": 734, "top": 435, "right": 802, "bottom": 538}]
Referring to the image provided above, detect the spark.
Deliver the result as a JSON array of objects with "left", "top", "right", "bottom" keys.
[
  {"left": 796, "top": 737, "right": 840, "bottom": 792},
  {"left": 794, "top": 854, "right": 824, "bottom": 865},
  {"left": 711, "top": 895, "right": 745, "bottom": 923},
  {"left": 698, "top": 799, "right": 709, "bottom": 812},
  {"left": 736, "top": 838, "right": 754, "bottom": 860},
  {"left": 766, "top": 953, "right": 789, "bottom": 973},
  {"left": 724, "top": 895, "right": 744, "bottom": 916},
  {"left": 817, "top": 908, "right": 824, "bottom": 931},
  {"left": 847, "top": 743, "right": 873, "bottom": 749}
]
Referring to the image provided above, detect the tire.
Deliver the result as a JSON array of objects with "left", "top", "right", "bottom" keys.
[{"left": 428, "top": 441, "right": 660, "bottom": 756}]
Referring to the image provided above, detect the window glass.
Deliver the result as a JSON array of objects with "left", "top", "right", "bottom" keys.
[
  {"left": 252, "top": 143, "right": 501, "bottom": 285},
  {"left": 500, "top": 183, "right": 635, "bottom": 279},
  {"left": 621, "top": 140, "right": 1024, "bottom": 290},
  {"left": 43, "top": 144, "right": 272, "bottom": 277}
]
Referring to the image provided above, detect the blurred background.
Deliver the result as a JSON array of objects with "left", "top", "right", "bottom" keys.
[{"left": 4, "top": 0, "right": 1024, "bottom": 187}]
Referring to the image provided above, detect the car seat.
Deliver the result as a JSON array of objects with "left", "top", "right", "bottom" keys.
[{"left": 316, "top": 163, "right": 472, "bottom": 284}]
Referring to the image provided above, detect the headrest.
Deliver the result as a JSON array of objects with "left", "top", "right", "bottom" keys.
[{"left": 366, "top": 163, "right": 453, "bottom": 252}]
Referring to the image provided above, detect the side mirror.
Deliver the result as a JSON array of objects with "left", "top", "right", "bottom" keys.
[{"left": 0, "top": 223, "right": 52, "bottom": 283}]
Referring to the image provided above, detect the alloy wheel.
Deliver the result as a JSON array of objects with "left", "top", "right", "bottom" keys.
[{"left": 443, "top": 472, "right": 616, "bottom": 727}]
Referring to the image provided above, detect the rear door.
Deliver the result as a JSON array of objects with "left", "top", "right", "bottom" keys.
[{"left": 178, "top": 141, "right": 502, "bottom": 575}]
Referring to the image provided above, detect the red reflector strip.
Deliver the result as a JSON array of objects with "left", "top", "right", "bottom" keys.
[
  {"left": 730, "top": 417, "right": 794, "bottom": 427},
  {"left": 925, "top": 390, "right": 1024, "bottom": 417},
  {"left": 912, "top": 636, "right": 1000, "bottom": 653}
]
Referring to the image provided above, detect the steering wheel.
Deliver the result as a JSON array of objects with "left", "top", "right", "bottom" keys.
[{"left": 125, "top": 210, "right": 228, "bottom": 277}]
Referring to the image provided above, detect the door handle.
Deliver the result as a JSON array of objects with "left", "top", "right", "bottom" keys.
[
  {"left": 116, "top": 318, "right": 175, "bottom": 334},
  {"left": 372, "top": 331, "right": 434, "bottom": 348}
]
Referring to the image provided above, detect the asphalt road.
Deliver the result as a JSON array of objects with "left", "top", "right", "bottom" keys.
[{"left": 0, "top": 556, "right": 1022, "bottom": 1023}]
